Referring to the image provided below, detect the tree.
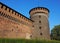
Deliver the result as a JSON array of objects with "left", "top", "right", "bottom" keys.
[{"left": 51, "top": 25, "right": 60, "bottom": 40}]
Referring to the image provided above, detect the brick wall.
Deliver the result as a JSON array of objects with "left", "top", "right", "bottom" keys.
[{"left": 0, "top": 2, "right": 33, "bottom": 39}]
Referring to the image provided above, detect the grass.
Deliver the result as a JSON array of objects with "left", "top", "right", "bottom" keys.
[{"left": 0, "top": 38, "right": 60, "bottom": 43}]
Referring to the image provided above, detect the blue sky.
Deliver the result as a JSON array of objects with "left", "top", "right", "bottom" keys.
[{"left": 0, "top": 0, "right": 60, "bottom": 31}]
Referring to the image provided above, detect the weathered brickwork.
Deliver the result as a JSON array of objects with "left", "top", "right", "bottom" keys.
[
  {"left": 0, "top": 2, "right": 50, "bottom": 40},
  {"left": 0, "top": 15, "right": 32, "bottom": 39},
  {"left": 29, "top": 7, "right": 50, "bottom": 40},
  {"left": 0, "top": 2, "right": 33, "bottom": 39}
]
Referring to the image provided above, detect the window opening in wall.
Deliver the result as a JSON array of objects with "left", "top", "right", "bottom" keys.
[
  {"left": 12, "top": 29, "right": 13, "bottom": 31},
  {"left": 32, "top": 25, "right": 34, "bottom": 27},
  {"left": 16, "top": 26, "right": 18, "bottom": 28},
  {"left": 39, "top": 15, "right": 41, "bottom": 18},
  {"left": 39, "top": 27, "right": 41, "bottom": 29},
  {"left": 30, "top": 35, "right": 32, "bottom": 38},
  {"left": 40, "top": 33, "right": 42, "bottom": 35},
  {"left": 39, "top": 21, "right": 41, "bottom": 23}
]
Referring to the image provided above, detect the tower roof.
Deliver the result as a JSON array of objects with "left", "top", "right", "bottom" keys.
[{"left": 29, "top": 7, "right": 50, "bottom": 14}]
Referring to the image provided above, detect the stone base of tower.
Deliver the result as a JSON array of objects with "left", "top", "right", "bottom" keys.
[{"left": 29, "top": 7, "right": 50, "bottom": 40}]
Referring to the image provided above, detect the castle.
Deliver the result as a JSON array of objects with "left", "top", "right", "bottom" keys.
[{"left": 0, "top": 2, "right": 50, "bottom": 40}]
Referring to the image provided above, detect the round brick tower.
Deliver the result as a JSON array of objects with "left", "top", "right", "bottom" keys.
[{"left": 29, "top": 7, "right": 50, "bottom": 40}]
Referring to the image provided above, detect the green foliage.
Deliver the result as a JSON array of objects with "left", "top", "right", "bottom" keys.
[
  {"left": 51, "top": 25, "right": 60, "bottom": 40},
  {"left": 0, "top": 38, "right": 60, "bottom": 43}
]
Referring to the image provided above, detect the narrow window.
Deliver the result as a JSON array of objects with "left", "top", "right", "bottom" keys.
[
  {"left": 17, "top": 26, "right": 18, "bottom": 28},
  {"left": 32, "top": 25, "right": 34, "bottom": 27},
  {"left": 39, "top": 21, "right": 41, "bottom": 23},
  {"left": 12, "top": 29, "right": 13, "bottom": 31},
  {"left": 40, "top": 33, "right": 42, "bottom": 35},
  {"left": 39, "top": 15, "right": 41, "bottom": 18},
  {"left": 30, "top": 35, "right": 32, "bottom": 38},
  {"left": 39, "top": 27, "right": 41, "bottom": 29}
]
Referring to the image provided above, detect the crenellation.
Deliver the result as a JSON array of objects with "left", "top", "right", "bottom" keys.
[
  {"left": 6, "top": 8, "right": 9, "bottom": 12},
  {"left": 12, "top": 10, "right": 14, "bottom": 14},
  {"left": 10, "top": 9, "right": 12, "bottom": 14},
  {"left": 3, "top": 6, "right": 6, "bottom": 10},
  {"left": 0, "top": 4, "right": 2, "bottom": 8},
  {"left": 22, "top": 16, "right": 24, "bottom": 19},
  {"left": 29, "top": 7, "right": 50, "bottom": 40},
  {"left": 15, "top": 13, "right": 18, "bottom": 16},
  {"left": 0, "top": 4, "right": 1, "bottom": 6},
  {"left": 17, "top": 13, "right": 19, "bottom": 16},
  {"left": 43, "top": 8, "right": 46, "bottom": 12},
  {"left": 29, "top": 8, "right": 49, "bottom": 16},
  {"left": 13, "top": 11, "right": 15, "bottom": 15},
  {"left": 0, "top": 2, "right": 50, "bottom": 39},
  {"left": 19, "top": 14, "right": 21, "bottom": 17},
  {"left": 9, "top": 8, "right": 10, "bottom": 12},
  {"left": 0, "top": 3, "right": 33, "bottom": 24},
  {"left": 42, "top": 8, "right": 44, "bottom": 10},
  {"left": 5, "top": 6, "right": 7, "bottom": 10},
  {"left": 0, "top": 4, "right": 3, "bottom": 8},
  {"left": 21, "top": 16, "right": 23, "bottom": 18},
  {"left": 0, "top": 8, "right": 32, "bottom": 27}
]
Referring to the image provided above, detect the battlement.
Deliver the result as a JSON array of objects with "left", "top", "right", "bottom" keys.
[
  {"left": 29, "top": 7, "right": 50, "bottom": 16},
  {"left": 0, "top": 2, "right": 33, "bottom": 26}
]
